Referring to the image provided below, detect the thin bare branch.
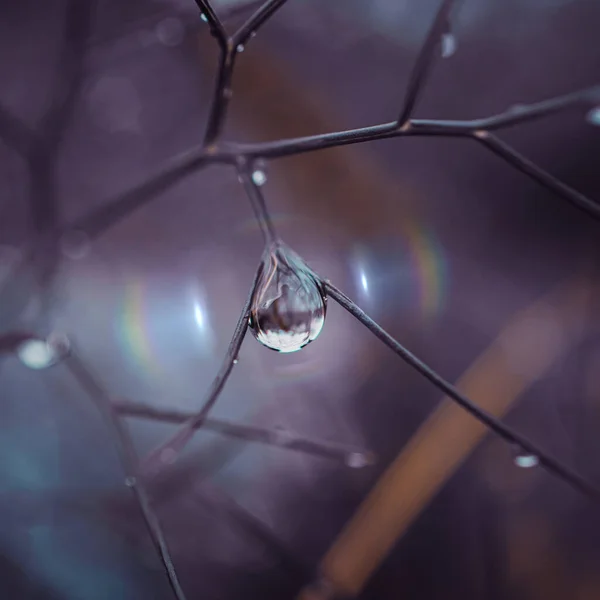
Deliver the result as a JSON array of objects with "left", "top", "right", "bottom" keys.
[
  {"left": 66, "top": 149, "right": 208, "bottom": 241},
  {"left": 114, "top": 398, "right": 372, "bottom": 464},
  {"left": 140, "top": 263, "right": 264, "bottom": 475},
  {"left": 398, "top": 0, "right": 458, "bottom": 125},
  {"left": 236, "top": 160, "right": 278, "bottom": 243},
  {"left": 39, "top": 0, "right": 97, "bottom": 151},
  {"left": 63, "top": 349, "right": 188, "bottom": 600},
  {"left": 232, "top": 0, "right": 290, "bottom": 47},
  {"left": 324, "top": 280, "right": 600, "bottom": 503},
  {"left": 216, "top": 122, "right": 400, "bottom": 160},
  {"left": 203, "top": 49, "right": 237, "bottom": 146},
  {"left": 474, "top": 131, "right": 600, "bottom": 221},
  {"left": 194, "top": 0, "right": 227, "bottom": 47},
  {"left": 474, "top": 84, "right": 600, "bottom": 130}
]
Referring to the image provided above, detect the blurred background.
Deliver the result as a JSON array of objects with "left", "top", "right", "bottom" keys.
[{"left": 1, "top": 0, "right": 600, "bottom": 598}]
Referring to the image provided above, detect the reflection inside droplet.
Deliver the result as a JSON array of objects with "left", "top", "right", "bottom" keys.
[
  {"left": 236, "top": 44, "right": 245, "bottom": 53},
  {"left": 250, "top": 243, "right": 326, "bottom": 353}
]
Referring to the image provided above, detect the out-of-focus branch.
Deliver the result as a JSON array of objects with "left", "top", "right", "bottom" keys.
[
  {"left": 0, "top": 104, "right": 35, "bottom": 157},
  {"left": 114, "top": 398, "right": 373, "bottom": 464},
  {"left": 66, "top": 150, "right": 208, "bottom": 240},
  {"left": 63, "top": 348, "right": 188, "bottom": 600}
]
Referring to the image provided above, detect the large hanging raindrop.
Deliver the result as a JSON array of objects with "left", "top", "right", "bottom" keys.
[{"left": 250, "top": 243, "right": 326, "bottom": 353}]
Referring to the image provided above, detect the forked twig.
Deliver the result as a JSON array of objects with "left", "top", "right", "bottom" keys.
[
  {"left": 194, "top": 0, "right": 227, "bottom": 47},
  {"left": 3, "top": 0, "right": 600, "bottom": 598},
  {"left": 398, "top": 0, "right": 458, "bottom": 125},
  {"left": 232, "top": 0, "right": 290, "bottom": 47}
]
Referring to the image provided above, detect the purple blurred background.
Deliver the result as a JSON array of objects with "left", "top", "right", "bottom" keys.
[{"left": 1, "top": 0, "right": 600, "bottom": 598}]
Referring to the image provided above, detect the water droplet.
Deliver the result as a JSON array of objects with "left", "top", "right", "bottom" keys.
[
  {"left": 60, "top": 229, "right": 90, "bottom": 260},
  {"left": 441, "top": 32, "right": 456, "bottom": 58},
  {"left": 236, "top": 44, "right": 245, "bottom": 53},
  {"left": 125, "top": 476, "right": 137, "bottom": 487},
  {"left": 250, "top": 243, "right": 326, "bottom": 353},
  {"left": 200, "top": 13, "right": 208, "bottom": 23},
  {"left": 586, "top": 106, "right": 600, "bottom": 126},
  {"left": 250, "top": 31, "right": 257, "bottom": 38},
  {"left": 346, "top": 452, "right": 375, "bottom": 469},
  {"left": 514, "top": 453, "right": 539, "bottom": 469},
  {"left": 233, "top": 358, "right": 239, "bottom": 364},
  {"left": 251, "top": 169, "right": 267, "bottom": 186}
]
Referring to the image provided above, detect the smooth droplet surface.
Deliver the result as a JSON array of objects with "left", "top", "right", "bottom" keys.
[
  {"left": 250, "top": 243, "right": 326, "bottom": 353},
  {"left": 200, "top": 13, "right": 208, "bottom": 22},
  {"left": 236, "top": 44, "right": 245, "bottom": 53}
]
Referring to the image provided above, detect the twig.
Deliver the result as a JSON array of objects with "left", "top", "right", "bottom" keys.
[
  {"left": 217, "top": 122, "right": 400, "bottom": 159},
  {"left": 114, "top": 398, "right": 372, "bottom": 464},
  {"left": 324, "top": 281, "right": 600, "bottom": 503},
  {"left": 38, "top": 0, "right": 97, "bottom": 153},
  {"left": 474, "top": 131, "right": 600, "bottom": 221},
  {"left": 63, "top": 349, "right": 188, "bottom": 600},
  {"left": 194, "top": 0, "right": 227, "bottom": 47},
  {"left": 66, "top": 150, "right": 208, "bottom": 240},
  {"left": 203, "top": 49, "right": 237, "bottom": 146},
  {"left": 140, "top": 262, "right": 264, "bottom": 475},
  {"left": 236, "top": 159, "right": 278, "bottom": 244},
  {"left": 397, "top": 0, "right": 458, "bottom": 125},
  {"left": 232, "top": 0, "right": 290, "bottom": 47}
]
